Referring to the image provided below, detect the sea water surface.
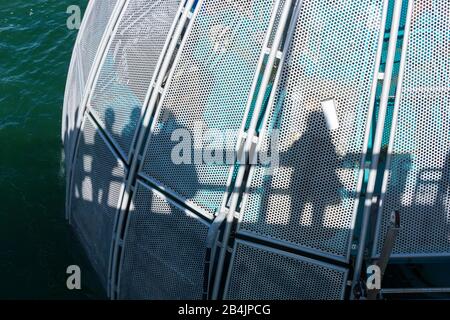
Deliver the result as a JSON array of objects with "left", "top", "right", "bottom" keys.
[{"left": 0, "top": 1, "right": 104, "bottom": 299}]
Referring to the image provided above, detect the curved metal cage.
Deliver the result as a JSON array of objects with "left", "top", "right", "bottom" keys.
[{"left": 63, "top": 0, "right": 450, "bottom": 300}]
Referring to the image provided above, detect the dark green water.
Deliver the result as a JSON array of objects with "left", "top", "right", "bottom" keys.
[{"left": 0, "top": 1, "right": 103, "bottom": 299}]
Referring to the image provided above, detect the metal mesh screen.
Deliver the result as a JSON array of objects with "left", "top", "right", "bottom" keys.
[
  {"left": 64, "top": 0, "right": 119, "bottom": 173},
  {"left": 64, "top": 56, "right": 83, "bottom": 184},
  {"left": 71, "top": 115, "right": 126, "bottom": 289},
  {"left": 78, "top": 0, "right": 119, "bottom": 86},
  {"left": 90, "top": 0, "right": 180, "bottom": 160},
  {"left": 118, "top": 181, "right": 209, "bottom": 300},
  {"left": 63, "top": 53, "right": 82, "bottom": 143},
  {"left": 374, "top": 0, "right": 450, "bottom": 257},
  {"left": 239, "top": 0, "right": 386, "bottom": 260},
  {"left": 267, "top": 0, "right": 286, "bottom": 48},
  {"left": 225, "top": 240, "right": 348, "bottom": 300},
  {"left": 142, "top": 0, "right": 276, "bottom": 214}
]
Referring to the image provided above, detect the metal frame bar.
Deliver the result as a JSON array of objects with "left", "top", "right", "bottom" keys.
[
  {"left": 367, "top": 210, "right": 401, "bottom": 300},
  {"left": 351, "top": 0, "right": 405, "bottom": 300},
  {"left": 205, "top": 210, "right": 228, "bottom": 299},
  {"left": 373, "top": 252, "right": 450, "bottom": 260},
  {"left": 345, "top": 0, "right": 390, "bottom": 262},
  {"left": 75, "top": 38, "right": 86, "bottom": 93},
  {"left": 237, "top": 230, "right": 350, "bottom": 264},
  {"left": 75, "top": 47, "right": 86, "bottom": 99},
  {"left": 219, "top": 0, "right": 289, "bottom": 211},
  {"left": 212, "top": 0, "right": 293, "bottom": 300},
  {"left": 381, "top": 288, "right": 450, "bottom": 295},
  {"left": 370, "top": 0, "right": 411, "bottom": 260},
  {"left": 87, "top": 108, "right": 129, "bottom": 162},
  {"left": 236, "top": 0, "right": 302, "bottom": 239},
  {"left": 136, "top": 179, "right": 212, "bottom": 227},
  {"left": 371, "top": 0, "right": 414, "bottom": 255},
  {"left": 138, "top": 172, "right": 214, "bottom": 221}
]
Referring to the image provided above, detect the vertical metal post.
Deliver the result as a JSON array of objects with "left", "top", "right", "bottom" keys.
[
  {"left": 211, "top": 0, "right": 293, "bottom": 300},
  {"left": 370, "top": 0, "right": 414, "bottom": 259},
  {"left": 367, "top": 210, "right": 401, "bottom": 300},
  {"left": 351, "top": 0, "right": 404, "bottom": 300},
  {"left": 346, "top": 0, "right": 390, "bottom": 262}
]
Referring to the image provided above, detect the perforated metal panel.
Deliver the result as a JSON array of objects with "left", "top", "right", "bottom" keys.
[
  {"left": 71, "top": 115, "right": 126, "bottom": 289},
  {"left": 118, "top": 181, "right": 210, "bottom": 300},
  {"left": 78, "top": 0, "right": 119, "bottom": 85},
  {"left": 63, "top": 53, "right": 82, "bottom": 144},
  {"left": 239, "top": 0, "right": 386, "bottom": 260},
  {"left": 65, "top": 0, "right": 119, "bottom": 141},
  {"left": 225, "top": 240, "right": 348, "bottom": 300},
  {"left": 64, "top": 55, "right": 83, "bottom": 186},
  {"left": 266, "top": 0, "right": 286, "bottom": 48},
  {"left": 63, "top": 0, "right": 120, "bottom": 181},
  {"left": 142, "top": 0, "right": 277, "bottom": 214},
  {"left": 374, "top": 0, "right": 450, "bottom": 257},
  {"left": 90, "top": 0, "right": 180, "bottom": 160}
]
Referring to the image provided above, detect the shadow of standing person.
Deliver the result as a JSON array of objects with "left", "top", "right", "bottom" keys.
[
  {"left": 121, "top": 106, "right": 141, "bottom": 148},
  {"left": 92, "top": 107, "right": 121, "bottom": 209},
  {"left": 252, "top": 110, "right": 346, "bottom": 253},
  {"left": 144, "top": 109, "right": 201, "bottom": 207},
  {"left": 285, "top": 110, "right": 345, "bottom": 240}
]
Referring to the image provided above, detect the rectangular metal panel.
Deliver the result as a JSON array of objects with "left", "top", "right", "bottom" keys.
[
  {"left": 71, "top": 115, "right": 126, "bottom": 289},
  {"left": 141, "top": 0, "right": 278, "bottom": 215},
  {"left": 89, "top": 0, "right": 180, "bottom": 160},
  {"left": 225, "top": 240, "right": 348, "bottom": 300},
  {"left": 239, "top": 0, "right": 387, "bottom": 261},
  {"left": 118, "top": 181, "right": 210, "bottom": 300},
  {"left": 374, "top": 0, "right": 450, "bottom": 258}
]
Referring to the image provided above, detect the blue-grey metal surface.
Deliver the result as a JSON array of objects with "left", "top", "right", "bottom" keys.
[
  {"left": 225, "top": 240, "right": 348, "bottom": 300},
  {"left": 62, "top": 0, "right": 450, "bottom": 300},
  {"left": 118, "top": 181, "right": 210, "bottom": 299},
  {"left": 374, "top": 0, "right": 450, "bottom": 258},
  {"left": 89, "top": 0, "right": 180, "bottom": 161},
  {"left": 239, "top": 0, "right": 387, "bottom": 261},
  {"left": 141, "top": 0, "right": 278, "bottom": 215},
  {"left": 70, "top": 115, "right": 126, "bottom": 290}
]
